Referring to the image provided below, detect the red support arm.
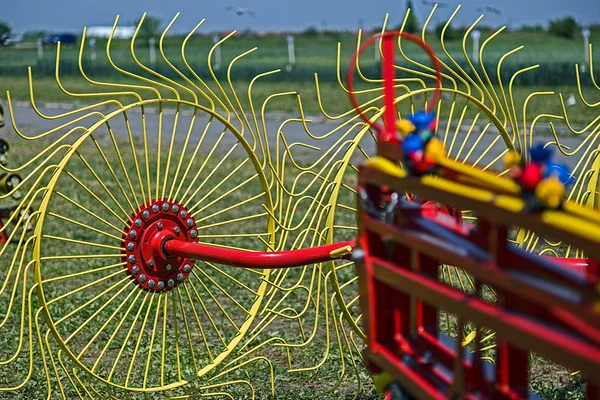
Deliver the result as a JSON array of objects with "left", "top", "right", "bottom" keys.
[{"left": 163, "top": 240, "right": 355, "bottom": 269}]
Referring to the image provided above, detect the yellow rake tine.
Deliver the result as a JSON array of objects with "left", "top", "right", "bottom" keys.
[
  {"left": 44, "top": 330, "right": 67, "bottom": 399},
  {"left": 48, "top": 212, "right": 123, "bottom": 241},
  {"left": 155, "top": 106, "right": 164, "bottom": 202},
  {"left": 55, "top": 191, "right": 123, "bottom": 234},
  {"left": 64, "top": 172, "right": 129, "bottom": 226},
  {"left": 106, "top": 290, "right": 149, "bottom": 381},
  {"left": 187, "top": 274, "right": 232, "bottom": 347},
  {"left": 76, "top": 146, "right": 135, "bottom": 215},
  {"left": 122, "top": 294, "right": 154, "bottom": 386},
  {"left": 143, "top": 294, "right": 162, "bottom": 389},
  {"left": 56, "top": 350, "right": 85, "bottom": 400},
  {"left": 176, "top": 287, "right": 199, "bottom": 376},
  {"left": 42, "top": 235, "right": 123, "bottom": 251},
  {"left": 183, "top": 282, "right": 215, "bottom": 364}
]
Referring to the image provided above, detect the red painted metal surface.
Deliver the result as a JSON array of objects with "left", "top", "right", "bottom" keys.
[{"left": 164, "top": 239, "right": 355, "bottom": 269}]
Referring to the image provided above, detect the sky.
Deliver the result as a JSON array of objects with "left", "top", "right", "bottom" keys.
[{"left": 2, "top": 0, "right": 599, "bottom": 34}]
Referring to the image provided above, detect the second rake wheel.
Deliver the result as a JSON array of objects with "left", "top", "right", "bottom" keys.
[{"left": 33, "top": 100, "right": 275, "bottom": 393}]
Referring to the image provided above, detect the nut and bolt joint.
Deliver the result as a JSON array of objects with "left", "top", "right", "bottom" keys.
[
  {"left": 139, "top": 274, "right": 147, "bottom": 283},
  {"left": 172, "top": 204, "right": 180, "bottom": 213}
]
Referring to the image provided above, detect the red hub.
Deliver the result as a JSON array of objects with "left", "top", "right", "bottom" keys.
[{"left": 122, "top": 200, "right": 198, "bottom": 292}]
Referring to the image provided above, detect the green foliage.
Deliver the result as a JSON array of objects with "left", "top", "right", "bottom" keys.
[
  {"left": 548, "top": 16, "right": 579, "bottom": 39},
  {"left": 434, "top": 22, "right": 466, "bottom": 41},
  {"left": 134, "top": 15, "right": 162, "bottom": 41},
  {"left": 520, "top": 24, "right": 545, "bottom": 32},
  {"left": 0, "top": 20, "right": 12, "bottom": 45},
  {"left": 400, "top": 0, "right": 419, "bottom": 34},
  {"left": 301, "top": 26, "right": 319, "bottom": 37}
]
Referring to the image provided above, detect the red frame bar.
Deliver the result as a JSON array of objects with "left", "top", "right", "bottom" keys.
[{"left": 163, "top": 239, "right": 355, "bottom": 269}]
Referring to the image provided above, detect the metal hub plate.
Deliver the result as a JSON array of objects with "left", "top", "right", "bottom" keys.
[{"left": 122, "top": 200, "right": 198, "bottom": 292}]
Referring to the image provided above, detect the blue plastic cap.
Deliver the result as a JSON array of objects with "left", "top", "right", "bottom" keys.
[
  {"left": 402, "top": 134, "right": 424, "bottom": 153},
  {"left": 408, "top": 111, "right": 436, "bottom": 132},
  {"left": 544, "top": 162, "right": 573, "bottom": 186},
  {"left": 529, "top": 143, "right": 553, "bottom": 164}
]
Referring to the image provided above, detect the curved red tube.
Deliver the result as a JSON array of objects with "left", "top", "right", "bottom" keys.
[
  {"left": 346, "top": 30, "right": 443, "bottom": 138},
  {"left": 163, "top": 239, "right": 355, "bottom": 269}
]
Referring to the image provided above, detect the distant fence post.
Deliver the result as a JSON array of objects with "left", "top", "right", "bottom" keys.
[
  {"left": 471, "top": 30, "right": 481, "bottom": 61},
  {"left": 37, "top": 39, "right": 43, "bottom": 60},
  {"left": 583, "top": 28, "right": 591, "bottom": 72},
  {"left": 90, "top": 38, "right": 97, "bottom": 65},
  {"left": 375, "top": 36, "right": 381, "bottom": 62},
  {"left": 213, "top": 35, "right": 221, "bottom": 71},
  {"left": 148, "top": 38, "right": 156, "bottom": 68},
  {"left": 287, "top": 34, "right": 295, "bottom": 72}
]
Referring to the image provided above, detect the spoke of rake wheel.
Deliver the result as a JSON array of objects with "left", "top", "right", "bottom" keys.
[
  {"left": 171, "top": 117, "right": 214, "bottom": 201},
  {"left": 176, "top": 287, "right": 198, "bottom": 375},
  {"left": 155, "top": 107, "right": 164, "bottom": 202},
  {"left": 179, "top": 129, "right": 229, "bottom": 202},
  {"left": 193, "top": 188, "right": 263, "bottom": 225},
  {"left": 109, "top": 292, "right": 151, "bottom": 382},
  {"left": 183, "top": 143, "right": 240, "bottom": 207},
  {"left": 194, "top": 269, "right": 250, "bottom": 315},
  {"left": 86, "top": 289, "right": 145, "bottom": 370},
  {"left": 55, "top": 192, "right": 123, "bottom": 234},
  {"left": 122, "top": 113, "right": 147, "bottom": 205},
  {"left": 41, "top": 261, "right": 124, "bottom": 284},
  {"left": 124, "top": 294, "right": 155, "bottom": 386},
  {"left": 102, "top": 127, "right": 141, "bottom": 207},
  {"left": 63, "top": 280, "right": 134, "bottom": 343},
  {"left": 49, "top": 269, "right": 126, "bottom": 306},
  {"left": 160, "top": 106, "right": 182, "bottom": 201},
  {"left": 187, "top": 158, "right": 250, "bottom": 212},
  {"left": 171, "top": 289, "right": 182, "bottom": 382},
  {"left": 168, "top": 110, "right": 199, "bottom": 202},
  {"left": 64, "top": 172, "right": 128, "bottom": 226},
  {"left": 197, "top": 212, "right": 267, "bottom": 231},
  {"left": 182, "top": 282, "right": 214, "bottom": 364},
  {"left": 43, "top": 235, "right": 123, "bottom": 251},
  {"left": 204, "top": 262, "right": 259, "bottom": 296},
  {"left": 75, "top": 152, "right": 135, "bottom": 216},
  {"left": 187, "top": 275, "right": 230, "bottom": 348},
  {"left": 48, "top": 212, "right": 123, "bottom": 241},
  {"left": 140, "top": 105, "right": 153, "bottom": 206},
  {"left": 143, "top": 294, "right": 162, "bottom": 389},
  {"left": 161, "top": 292, "right": 168, "bottom": 387}
]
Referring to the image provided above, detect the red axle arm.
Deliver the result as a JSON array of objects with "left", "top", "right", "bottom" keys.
[{"left": 163, "top": 239, "right": 355, "bottom": 269}]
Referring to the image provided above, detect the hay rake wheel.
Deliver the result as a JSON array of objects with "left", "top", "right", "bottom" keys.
[{"left": 32, "top": 98, "right": 278, "bottom": 392}]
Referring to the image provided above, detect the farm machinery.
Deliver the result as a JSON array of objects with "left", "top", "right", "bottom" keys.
[{"left": 0, "top": 5, "right": 599, "bottom": 399}]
